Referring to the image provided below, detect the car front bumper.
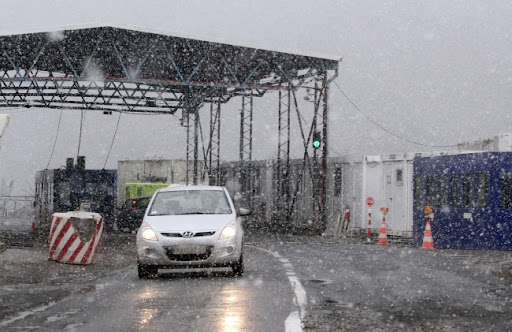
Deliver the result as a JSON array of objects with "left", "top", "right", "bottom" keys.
[{"left": 136, "top": 235, "right": 242, "bottom": 268}]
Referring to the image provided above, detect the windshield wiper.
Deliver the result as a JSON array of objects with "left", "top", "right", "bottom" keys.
[{"left": 179, "top": 212, "right": 205, "bottom": 215}]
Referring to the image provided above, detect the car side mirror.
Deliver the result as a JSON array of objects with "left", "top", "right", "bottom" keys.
[{"left": 238, "top": 208, "right": 251, "bottom": 216}]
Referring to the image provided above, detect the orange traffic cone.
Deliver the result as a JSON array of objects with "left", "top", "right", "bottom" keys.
[
  {"left": 421, "top": 220, "right": 434, "bottom": 249},
  {"left": 376, "top": 219, "right": 389, "bottom": 246}
]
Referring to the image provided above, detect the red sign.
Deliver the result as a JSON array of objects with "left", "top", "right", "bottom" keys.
[{"left": 366, "top": 197, "right": 375, "bottom": 207}]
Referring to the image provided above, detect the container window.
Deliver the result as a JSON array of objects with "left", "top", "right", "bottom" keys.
[
  {"left": 252, "top": 167, "right": 262, "bottom": 195},
  {"left": 452, "top": 174, "right": 462, "bottom": 208},
  {"left": 59, "top": 182, "right": 70, "bottom": 204},
  {"left": 86, "top": 183, "right": 95, "bottom": 194},
  {"left": 463, "top": 174, "right": 475, "bottom": 208},
  {"left": 414, "top": 176, "right": 425, "bottom": 209},
  {"left": 426, "top": 175, "right": 437, "bottom": 207},
  {"left": 439, "top": 174, "right": 450, "bottom": 208},
  {"left": 500, "top": 172, "right": 512, "bottom": 209},
  {"left": 396, "top": 169, "right": 403, "bottom": 186},
  {"left": 334, "top": 167, "right": 342, "bottom": 196},
  {"left": 476, "top": 173, "right": 489, "bottom": 208}
]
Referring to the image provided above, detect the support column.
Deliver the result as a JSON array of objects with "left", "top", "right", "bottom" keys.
[
  {"left": 310, "top": 76, "right": 329, "bottom": 232},
  {"left": 208, "top": 100, "right": 221, "bottom": 185},
  {"left": 184, "top": 95, "right": 202, "bottom": 185},
  {"left": 273, "top": 89, "right": 291, "bottom": 226},
  {"left": 239, "top": 96, "right": 254, "bottom": 209},
  {"left": 320, "top": 77, "right": 329, "bottom": 230}
]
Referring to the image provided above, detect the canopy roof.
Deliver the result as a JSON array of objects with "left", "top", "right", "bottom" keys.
[{"left": 0, "top": 24, "right": 340, "bottom": 112}]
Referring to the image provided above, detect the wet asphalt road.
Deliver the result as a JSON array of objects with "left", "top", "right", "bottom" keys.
[
  {"left": 0, "top": 233, "right": 296, "bottom": 331},
  {"left": 1, "top": 231, "right": 512, "bottom": 331}
]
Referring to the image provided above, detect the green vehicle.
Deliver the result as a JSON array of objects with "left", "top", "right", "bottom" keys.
[
  {"left": 116, "top": 183, "right": 172, "bottom": 232},
  {"left": 124, "top": 182, "right": 171, "bottom": 199}
]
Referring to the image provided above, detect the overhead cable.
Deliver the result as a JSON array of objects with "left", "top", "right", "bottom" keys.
[
  {"left": 333, "top": 80, "right": 458, "bottom": 148},
  {"left": 46, "top": 109, "right": 63, "bottom": 169},
  {"left": 103, "top": 111, "right": 123, "bottom": 169}
]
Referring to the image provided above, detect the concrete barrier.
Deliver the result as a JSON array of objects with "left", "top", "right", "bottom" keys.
[{"left": 48, "top": 211, "right": 104, "bottom": 264}]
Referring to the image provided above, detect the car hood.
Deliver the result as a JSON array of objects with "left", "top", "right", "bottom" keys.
[{"left": 143, "top": 214, "right": 235, "bottom": 232}]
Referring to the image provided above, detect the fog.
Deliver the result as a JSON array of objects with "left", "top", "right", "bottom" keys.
[{"left": 2, "top": 0, "right": 512, "bottom": 195}]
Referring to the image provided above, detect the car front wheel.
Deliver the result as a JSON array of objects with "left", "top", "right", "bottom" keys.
[{"left": 232, "top": 253, "right": 244, "bottom": 276}]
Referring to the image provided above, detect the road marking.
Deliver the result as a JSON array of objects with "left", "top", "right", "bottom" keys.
[{"left": 251, "top": 246, "right": 307, "bottom": 332}]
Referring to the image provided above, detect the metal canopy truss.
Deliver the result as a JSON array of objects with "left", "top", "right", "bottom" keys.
[
  {"left": 0, "top": 26, "right": 338, "bottom": 112},
  {"left": 0, "top": 25, "right": 339, "bottom": 231}
]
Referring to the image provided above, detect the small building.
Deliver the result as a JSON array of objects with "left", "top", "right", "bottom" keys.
[
  {"left": 413, "top": 152, "right": 512, "bottom": 249},
  {"left": 339, "top": 153, "right": 417, "bottom": 238},
  {"left": 339, "top": 151, "right": 458, "bottom": 239},
  {"left": 34, "top": 167, "right": 117, "bottom": 232},
  {"left": 457, "top": 133, "right": 512, "bottom": 152}
]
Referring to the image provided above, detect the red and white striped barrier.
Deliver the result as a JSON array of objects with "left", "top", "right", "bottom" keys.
[{"left": 48, "top": 211, "right": 103, "bottom": 264}]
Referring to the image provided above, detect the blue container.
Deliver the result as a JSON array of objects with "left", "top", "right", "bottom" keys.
[{"left": 413, "top": 152, "right": 512, "bottom": 250}]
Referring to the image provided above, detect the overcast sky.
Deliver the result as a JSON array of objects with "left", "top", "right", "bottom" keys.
[{"left": 1, "top": 0, "right": 512, "bottom": 194}]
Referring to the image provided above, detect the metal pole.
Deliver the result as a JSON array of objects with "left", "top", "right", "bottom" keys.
[
  {"left": 320, "top": 80, "right": 329, "bottom": 230},
  {"left": 193, "top": 106, "right": 199, "bottom": 185},
  {"left": 216, "top": 102, "right": 221, "bottom": 185},
  {"left": 367, "top": 207, "right": 372, "bottom": 242},
  {"left": 185, "top": 109, "right": 190, "bottom": 185},
  {"left": 248, "top": 96, "right": 254, "bottom": 210},
  {"left": 239, "top": 97, "right": 245, "bottom": 192}
]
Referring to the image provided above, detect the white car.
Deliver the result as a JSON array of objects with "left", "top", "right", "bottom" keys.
[{"left": 136, "top": 185, "right": 250, "bottom": 278}]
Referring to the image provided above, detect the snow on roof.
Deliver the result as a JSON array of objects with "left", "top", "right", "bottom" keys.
[{"left": 0, "top": 22, "right": 342, "bottom": 63}]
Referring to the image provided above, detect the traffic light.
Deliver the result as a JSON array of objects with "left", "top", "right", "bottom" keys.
[{"left": 313, "top": 130, "right": 321, "bottom": 149}]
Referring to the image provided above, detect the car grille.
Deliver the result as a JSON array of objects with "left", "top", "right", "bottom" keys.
[
  {"left": 161, "top": 231, "right": 216, "bottom": 238},
  {"left": 164, "top": 246, "right": 214, "bottom": 261}
]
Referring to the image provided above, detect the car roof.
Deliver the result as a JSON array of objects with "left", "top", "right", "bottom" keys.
[{"left": 158, "top": 185, "right": 225, "bottom": 193}]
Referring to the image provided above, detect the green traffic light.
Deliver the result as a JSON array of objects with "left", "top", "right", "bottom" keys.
[{"left": 312, "top": 130, "right": 321, "bottom": 149}]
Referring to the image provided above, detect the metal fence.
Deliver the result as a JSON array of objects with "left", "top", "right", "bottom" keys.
[{"left": 0, "top": 196, "right": 34, "bottom": 218}]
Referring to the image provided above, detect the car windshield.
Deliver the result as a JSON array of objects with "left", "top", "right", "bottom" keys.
[{"left": 147, "top": 190, "right": 232, "bottom": 216}]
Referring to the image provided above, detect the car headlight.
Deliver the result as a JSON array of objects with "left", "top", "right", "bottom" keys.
[
  {"left": 140, "top": 223, "right": 158, "bottom": 241},
  {"left": 219, "top": 221, "right": 236, "bottom": 239}
]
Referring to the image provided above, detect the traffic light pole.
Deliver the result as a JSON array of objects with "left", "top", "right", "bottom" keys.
[{"left": 320, "top": 81, "right": 329, "bottom": 230}]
